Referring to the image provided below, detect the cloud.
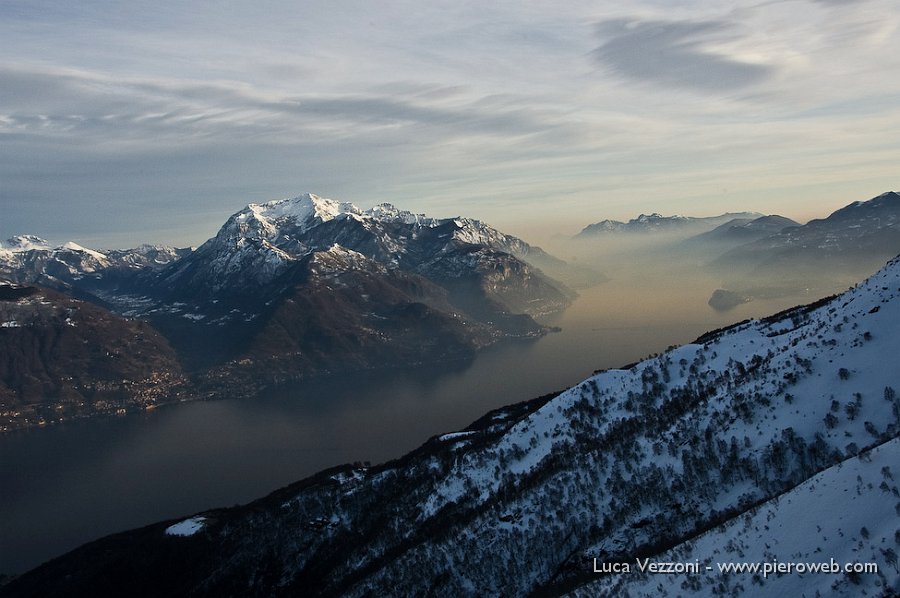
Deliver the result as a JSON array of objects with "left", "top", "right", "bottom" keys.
[
  {"left": 592, "top": 18, "right": 773, "bottom": 91},
  {"left": 0, "top": 65, "right": 568, "bottom": 147},
  {"left": 1, "top": 3, "right": 898, "bottom": 246},
  {"left": 0, "top": 64, "right": 596, "bottom": 245}
]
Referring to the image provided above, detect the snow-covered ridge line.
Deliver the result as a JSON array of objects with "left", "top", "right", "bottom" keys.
[
  {"left": 168, "top": 191, "right": 556, "bottom": 296},
  {"left": 222, "top": 192, "right": 528, "bottom": 249},
  {"left": 324, "top": 259, "right": 900, "bottom": 595}
]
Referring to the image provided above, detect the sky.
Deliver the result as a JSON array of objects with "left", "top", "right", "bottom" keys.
[{"left": 1, "top": 0, "right": 898, "bottom": 248}]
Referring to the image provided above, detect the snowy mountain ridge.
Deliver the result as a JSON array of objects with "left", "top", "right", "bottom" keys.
[
  {"left": 0, "top": 235, "right": 53, "bottom": 252},
  {"left": 177, "top": 193, "right": 548, "bottom": 293},
  {"left": 151, "top": 192, "right": 572, "bottom": 329},
  {"left": 0, "top": 236, "right": 189, "bottom": 291}
]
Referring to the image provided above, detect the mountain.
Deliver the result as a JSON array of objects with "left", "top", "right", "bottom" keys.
[
  {"left": 0, "top": 281, "right": 187, "bottom": 431},
  {"left": 0, "top": 195, "right": 574, "bottom": 407},
  {"left": 186, "top": 244, "right": 507, "bottom": 392},
  {"left": 0, "top": 237, "right": 111, "bottom": 290},
  {"left": 701, "top": 192, "right": 900, "bottom": 309},
  {"left": 576, "top": 212, "right": 762, "bottom": 238},
  {"left": 136, "top": 194, "right": 573, "bottom": 377},
  {"left": 673, "top": 215, "right": 800, "bottom": 275},
  {"left": 712, "top": 191, "right": 900, "bottom": 280},
  {"left": 9, "top": 255, "right": 898, "bottom": 596},
  {"left": 686, "top": 214, "right": 799, "bottom": 246},
  {"left": 152, "top": 193, "right": 565, "bottom": 305},
  {"left": 0, "top": 237, "right": 191, "bottom": 297},
  {"left": 102, "top": 245, "right": 194, "bottom": 272}
]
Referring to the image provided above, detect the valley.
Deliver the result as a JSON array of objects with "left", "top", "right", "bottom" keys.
[
  {"left": 4, "top": 246, "right": 897, "bottom": 597},
  {"left": 0, "top": 269, "right": 810, "bottom": 577}
]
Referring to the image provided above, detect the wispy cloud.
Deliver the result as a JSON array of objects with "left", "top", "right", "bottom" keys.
[
  {"left": 0, "top": 65, "right": 575, "bottom": 145},
  {"left": 592, "top": 18, "right": 773, "bottom": 91}
]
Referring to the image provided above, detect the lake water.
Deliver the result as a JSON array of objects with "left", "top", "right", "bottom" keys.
[{"left": 0, "top": 277, "right": 810, "bottom": 574}]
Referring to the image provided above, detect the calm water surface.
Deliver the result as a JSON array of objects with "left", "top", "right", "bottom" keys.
[{"left": 0, "top": 278, "right": 810, "bottom": 574}]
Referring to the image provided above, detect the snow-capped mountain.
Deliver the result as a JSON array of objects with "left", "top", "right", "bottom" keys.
[
  {"left": 0, "top": 194, "right": 574, "bottom": 409},
  {"left": 102, "top": 245, "right": 193, "bottom": 271},
  {"left": 576, "top": 212, "right": 762, "bottom": 238},
  {"left": 10, "top": 255, "right": 898, "bottom": 597},
  {"left": 0, "top": 236, "right": 110, "bottom": 286},
  {"left": 135, "top": 193, "right": 572, "bottom": 377},
  {"left": 155, "top": 193, "right": 563, "bottom": 300},
  {"left": 0, "top": 236, "right": 190, "bottom": 294},
  {"left": 0, "top": 235, "right": 52, "bottom": 252}
]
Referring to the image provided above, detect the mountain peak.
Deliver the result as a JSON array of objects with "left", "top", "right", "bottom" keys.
[
  {"left": 866, "top": 190, "right": 900, "bottom": 208},
  {"left": 242, "top": 193, "right": 360, "bottom": 230},
  {"left": 365, "top": 203, "right": 436, "bottom": 226},
  {"left": 821, "top": 190, "right": 900, "bottom": 224},
  {"left": 3, "top": 235, "right": 51, "bottom": 252},
  {"left": 61, "top": 242, "right": 109, "bottom": 262},
  {"left": 635, "top": 212, "right": 667, "bottom": 221}
]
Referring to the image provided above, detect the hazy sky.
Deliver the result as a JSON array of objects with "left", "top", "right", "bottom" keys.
[{"left": 1, "top": 0, "right": 898, "bottom": 247}]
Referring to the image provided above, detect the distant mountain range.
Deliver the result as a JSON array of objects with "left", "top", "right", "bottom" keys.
[
  {"left": 571, "top": 192, "right": 900, "bottom": 309},
  {"left": 0, "top": 194, "right": 575, "bottom": 430},
  {"left": 4, "top": 191, "right": 899, "bottom": 427},
  {"left": 696, "top": 192, "right": 900, "bottom": 308},
  {"left": 687, "top": 214, "right": 800, "bottom": 246},
  {"left": 712, "top": 191, "right": 900, "bottom": 277},
  {"left": 0, "top": 236, "right": 191, "bottom": 290},
  {"left": 576, "top": 212, "right": 763, "bottom": 238},
  {"left": 7, "top": 249, "right": 898, "bottom": 597}
]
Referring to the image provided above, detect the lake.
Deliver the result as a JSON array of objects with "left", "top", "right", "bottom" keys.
[{"left": 0, "top": 276, "right": 810, "bottom": 575}]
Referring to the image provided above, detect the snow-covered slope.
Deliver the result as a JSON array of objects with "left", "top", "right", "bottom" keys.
[
  {"left": 573, "top": 438, "right": 900, "bottom": 597},
  {"left": 10, "top": 256, "right": 899, "bottom": 597}
]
